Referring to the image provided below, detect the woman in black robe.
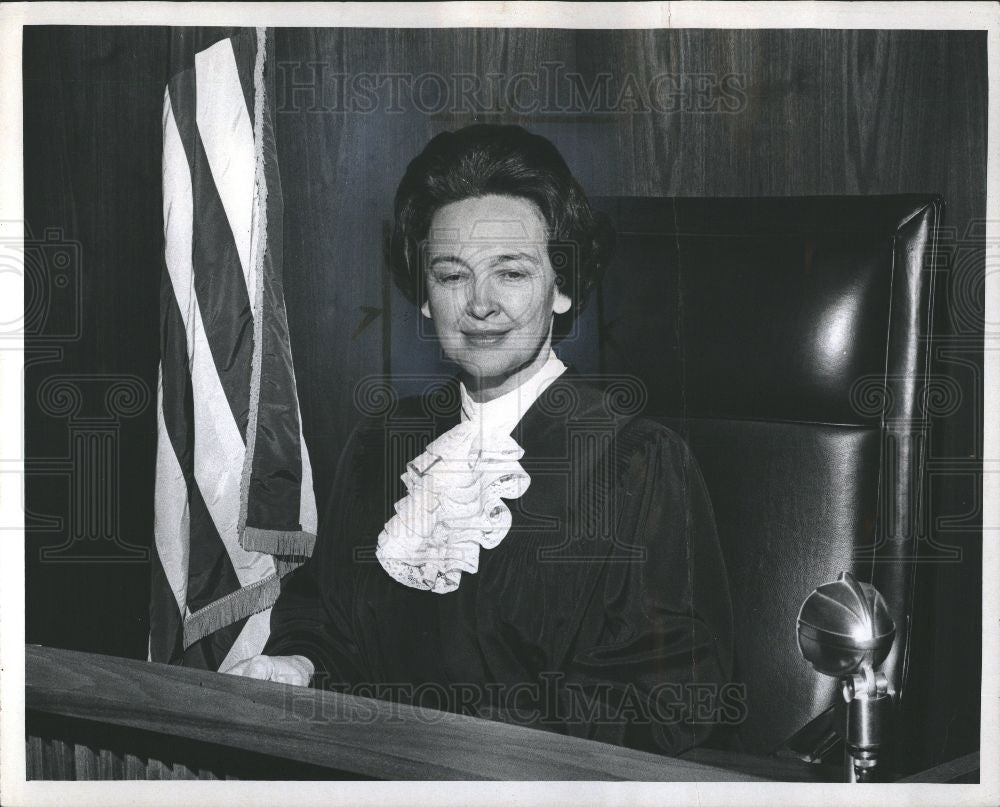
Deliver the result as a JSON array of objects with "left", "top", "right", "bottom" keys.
[{"left": 231, "top": 124, "right": 734, "bottom": 757}]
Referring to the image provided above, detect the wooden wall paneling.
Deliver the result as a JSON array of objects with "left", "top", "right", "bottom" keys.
[
  {"left": 23, "top": 27, "right": 168, "bottom": 660},
  {"left": 277, "top": 28, "right": 404, "bottom": 507}
]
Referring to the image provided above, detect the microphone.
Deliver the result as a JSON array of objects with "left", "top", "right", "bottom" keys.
[{"left": 796, "top": 571, "right": 896, "bottom": 782}]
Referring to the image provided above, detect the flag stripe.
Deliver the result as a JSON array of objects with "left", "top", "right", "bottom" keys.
[
  {"left": 160, "top": 269, "right": 244, "bottom": 617},
  {"left": 162, "top": 91, "right": 276, "bottom": 592},
  {"left": 167, "top": 76, "right": 254, "bottom": 442},
  {"left": 148, "top": 540, "right": 185, "bottom": 664},
  {"left": 185, "top": 485, "right": 244, "bottom": 613},
  {"left": 218, "top": 609, "right": 272, "bottom": 673},
  {"left": 300, "top": 428, "right": 318, "bottom": 534},
  {"left": 230, "top": 30, "right": 258, "bottom": 150},
  {"left": 153, "top": 363, "right": 190, "bottom": 615},
  {"left": 195, "top": 38, "right": 257, "bottom": 308},
  {"left": 184, "top": 615, "right": 250, "bottom": 670}
]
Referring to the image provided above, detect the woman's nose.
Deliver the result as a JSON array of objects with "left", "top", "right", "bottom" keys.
[{"left": 466, "top": 276, "right": 500, "bottom": 319}]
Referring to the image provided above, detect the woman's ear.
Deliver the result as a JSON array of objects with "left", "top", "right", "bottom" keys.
[
  {"left": 552, "top": 288, "right": 572, "bottom": 315},
  {"left": 420, "top": 300, "right": 432, "bottom": 319}
]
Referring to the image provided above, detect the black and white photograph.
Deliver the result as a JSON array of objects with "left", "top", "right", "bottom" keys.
[{"left": 1, "top": 2, "right": 997, "bottom": 804}]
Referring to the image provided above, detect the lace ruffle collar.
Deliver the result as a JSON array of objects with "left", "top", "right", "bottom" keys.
[{"left": 375, "top": 349, "right": 568, "bottom": 593}]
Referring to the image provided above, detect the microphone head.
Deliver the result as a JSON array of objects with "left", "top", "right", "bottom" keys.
[{"left": 796, "top": 571, "right": 896, "bottom": 677}]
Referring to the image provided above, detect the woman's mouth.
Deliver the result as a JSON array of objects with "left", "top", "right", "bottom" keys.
[{"left": 463, "top": 330, "right": 509, "bottom": 346}]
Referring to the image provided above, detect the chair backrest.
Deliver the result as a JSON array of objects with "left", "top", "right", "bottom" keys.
[{"left": 590, "top": 195, "right": 942, "bottom": 755}]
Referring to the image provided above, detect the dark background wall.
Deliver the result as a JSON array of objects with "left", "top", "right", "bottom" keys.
[{"left": 24, "top": 27, "right": 986, "bottom": 771}]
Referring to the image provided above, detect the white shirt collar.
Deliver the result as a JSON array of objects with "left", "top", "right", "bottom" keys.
[{"left": 458, "top": 348, "right": 568, "bottom": 436}]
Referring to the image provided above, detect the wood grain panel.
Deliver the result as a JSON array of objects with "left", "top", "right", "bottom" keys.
[{"left": 26, "top": 645, "right": 769, "bottom": 782}]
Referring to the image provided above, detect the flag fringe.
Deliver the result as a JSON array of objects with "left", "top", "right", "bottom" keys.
[
  {"left": 182, "top": 572, "right": 280, "bottom": 650},
  {"left": 241, "top": 526, "right": 316, "bottom": 557}
]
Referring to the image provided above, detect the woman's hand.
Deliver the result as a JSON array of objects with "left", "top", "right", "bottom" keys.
[{"left": 226, "top": 653, "right": 315, "bottom": 686}]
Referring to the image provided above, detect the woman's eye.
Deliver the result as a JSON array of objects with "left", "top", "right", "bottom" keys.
[
  {"left": 502, "top": 269, "right": 527, "bottom": 280},
  {"left": 438, "top": 273, "right": 466, "bottom": 284}
]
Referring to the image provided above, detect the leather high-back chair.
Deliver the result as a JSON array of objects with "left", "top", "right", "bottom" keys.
[{"left": 591, "top": 195, "right": 943, "bottom": 759}]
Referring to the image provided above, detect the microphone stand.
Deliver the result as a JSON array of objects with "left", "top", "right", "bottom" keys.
[
  {"left": 840, "top": 664, "right": 893, "bottom": 782},
  {"left": 796, "top": 571, "right": 896, "bottom": 783}
]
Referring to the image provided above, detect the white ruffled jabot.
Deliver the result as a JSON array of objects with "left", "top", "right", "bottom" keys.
[{"left": 375, "top": 349, "right": 568, "bottom": 593}]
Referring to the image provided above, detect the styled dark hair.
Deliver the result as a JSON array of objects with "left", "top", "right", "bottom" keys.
[{"left": 388, "top": 124, "right": 615, "bottom": 340}]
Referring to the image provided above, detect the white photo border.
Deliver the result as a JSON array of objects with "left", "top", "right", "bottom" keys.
[{"left": 1, "top": 3, "right": 997, "bottom": 806}]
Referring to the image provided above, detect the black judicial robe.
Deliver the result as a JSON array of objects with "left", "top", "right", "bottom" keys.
[{"left": 264, "top": 366, "right": 735, "bottom": 756}]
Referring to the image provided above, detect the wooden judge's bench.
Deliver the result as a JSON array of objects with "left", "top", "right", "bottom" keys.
[{"left": 25, "top": 644, "right": 844, "bottom": 783}]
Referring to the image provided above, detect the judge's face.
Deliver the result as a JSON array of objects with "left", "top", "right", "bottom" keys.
[{"left": 421, "top": 194, "right": 572, "bottom": 385}]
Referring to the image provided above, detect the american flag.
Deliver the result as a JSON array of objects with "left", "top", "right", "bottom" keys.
[{"left": 149, "top": 28, "right": 317, "bottom": 670}]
